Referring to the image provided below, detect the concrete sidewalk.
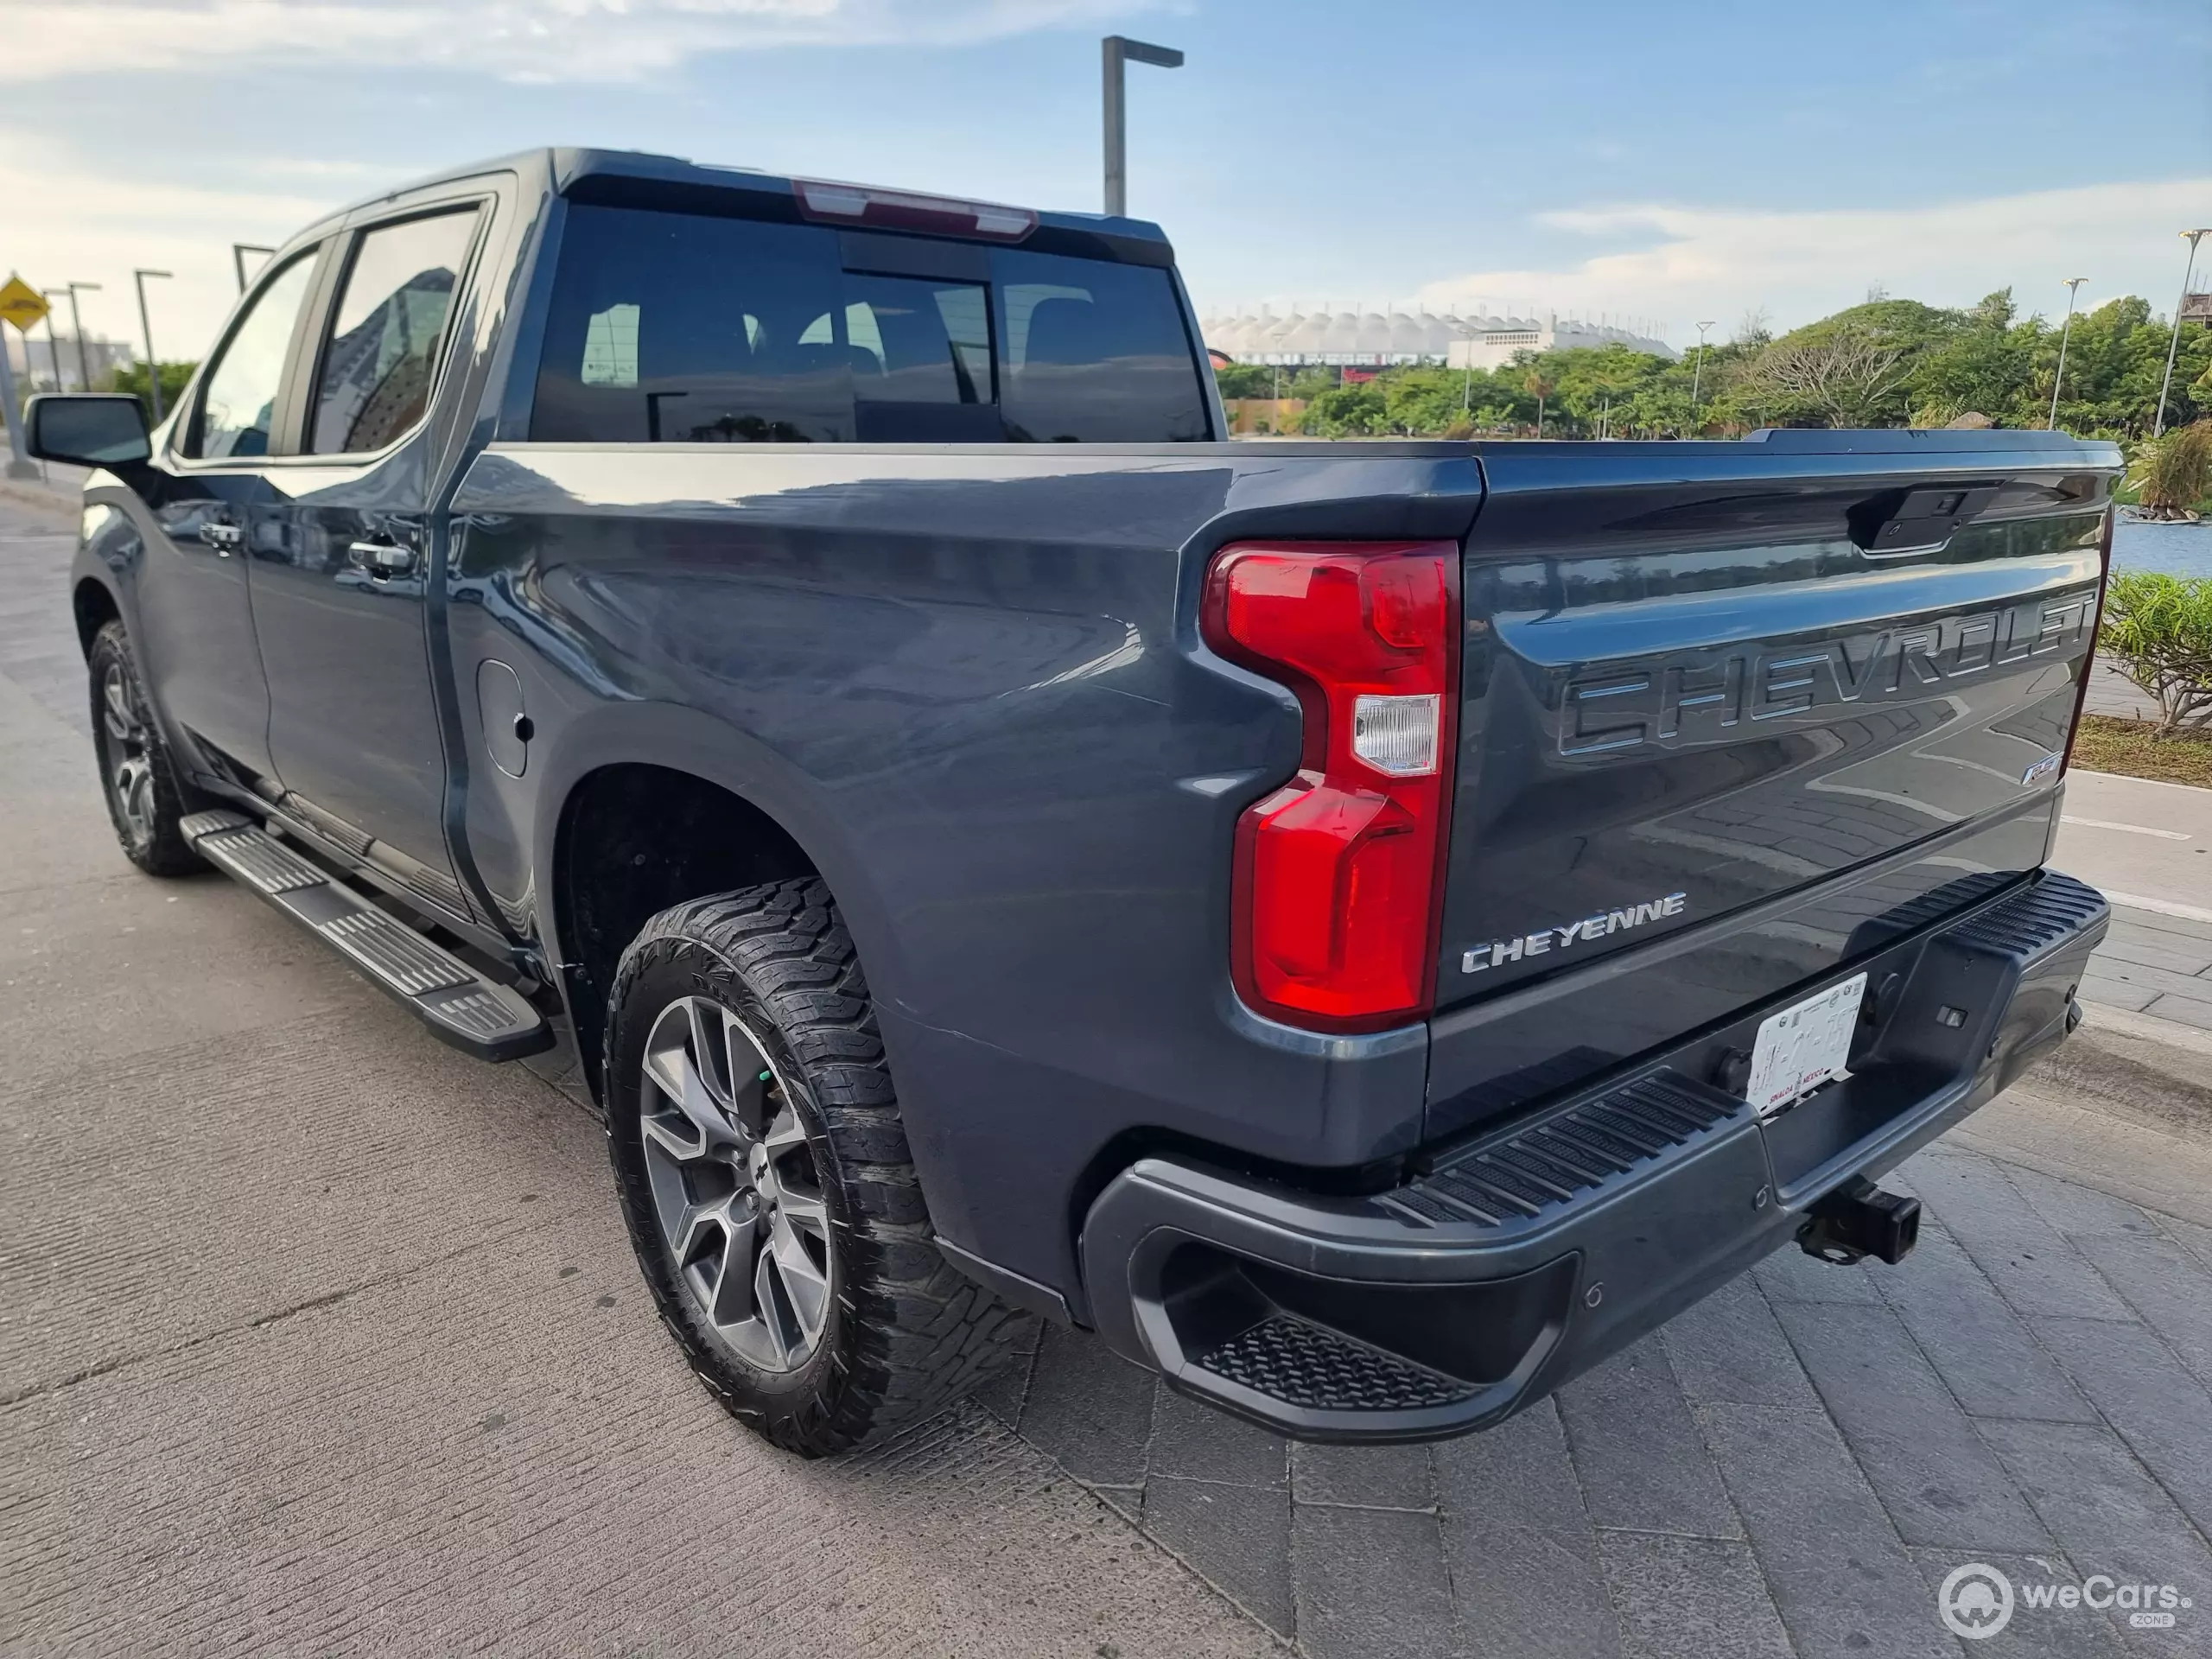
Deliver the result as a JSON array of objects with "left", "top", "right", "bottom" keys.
[{"left": 2054, "top": 770, "right": 2212, "bottom": 1034}]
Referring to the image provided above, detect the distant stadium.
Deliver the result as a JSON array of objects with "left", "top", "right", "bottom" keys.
[{"left": 1199, "top": 305, "right": 1675, "bottom": 369}]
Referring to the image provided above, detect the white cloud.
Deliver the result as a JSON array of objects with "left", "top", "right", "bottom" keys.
[
  {"left": 1, "top": 127, "right": 355, "bottom": 369},
  {"left": 0, "top": 0, "right": 1155, "bottom": 83},
  {"left": 1411, "top": 177, "right": 2212, "bottom": 340}
]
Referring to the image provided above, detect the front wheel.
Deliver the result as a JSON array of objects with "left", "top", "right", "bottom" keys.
[
  {"left": 604, "top": 879, "right": 1023, "bottom": 1455},
  {"left": 86, "top": 620, "right": 206, "bottom": 876}
]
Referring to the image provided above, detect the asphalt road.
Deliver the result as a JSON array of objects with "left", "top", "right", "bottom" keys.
[{"left": 8, "top": 486, "right": 2212, "bottom": 1657}]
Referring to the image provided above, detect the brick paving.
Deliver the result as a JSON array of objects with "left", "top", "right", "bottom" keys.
[
  {"left": 2079, "top": 906, "right": 2212, "bottom": 1034},
  {"left": 986, "top": 1113, "right": 2212, "bottom": 1658},
  {"left": 7, "top": 492, "right": 2212, "bottom": 1656}
]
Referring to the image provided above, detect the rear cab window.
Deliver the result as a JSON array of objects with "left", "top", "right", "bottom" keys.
[{"left": 530, "top": 203, "right": 1210, "bottom": 444}]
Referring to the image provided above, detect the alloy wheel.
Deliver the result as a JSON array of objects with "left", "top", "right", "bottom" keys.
[
  {"left": 637, "top": 995, "right": 833, "bottom": 1373},
  {"left": 99, "top": 662, "right": 156, "bottom": 849}
]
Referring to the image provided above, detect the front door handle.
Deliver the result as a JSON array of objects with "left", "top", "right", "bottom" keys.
[
  {"left": 198, "top": 522, "right": 243, "bottom": 555},
  {"left": 349, "top": 540, "right": 417, "bottom": 578}
]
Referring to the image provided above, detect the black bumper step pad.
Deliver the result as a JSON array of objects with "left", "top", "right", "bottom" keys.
[
  {"left": 1381, "top": 1069, "right": 1746, "bottom": 1232},
  {"left": 1196, "top": 1316, "right": 1477, "bottom": 1412},
  {"left": 180, "top": 810, "right": 550, "bottom": 1062}
]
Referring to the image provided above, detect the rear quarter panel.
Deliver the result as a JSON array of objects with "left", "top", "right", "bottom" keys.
[{"left": 444, "top": 442, "right": 1480, "bottom": 1297}]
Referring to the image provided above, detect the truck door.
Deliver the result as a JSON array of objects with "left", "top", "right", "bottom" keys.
[
  {"left": 133, "top": 245, "right": 325, "bottom": 780},
  {"left": 250, "top": 199, "right": 490, "bottom": 923}
]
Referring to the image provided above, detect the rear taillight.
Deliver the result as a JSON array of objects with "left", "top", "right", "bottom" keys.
[
  {"left": 1203, "top": 542, "right": 1460, "bottom": 1033},
  {"left": 2061, "top": 505, "right": 2116, "bottom": 773}
]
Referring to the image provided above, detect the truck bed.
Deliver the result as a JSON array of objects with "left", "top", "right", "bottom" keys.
[{"left": 449, "top": 427, "right": 2114, "bottom": 1295}]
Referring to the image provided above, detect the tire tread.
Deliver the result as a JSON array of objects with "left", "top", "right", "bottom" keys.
[{"left": 606, "top": 878, "right": 1023, "bottom": 1455}]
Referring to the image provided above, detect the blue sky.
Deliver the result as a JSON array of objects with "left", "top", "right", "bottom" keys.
[{"left": 5, "top": 0, "right": 2209, "bottom": 362}]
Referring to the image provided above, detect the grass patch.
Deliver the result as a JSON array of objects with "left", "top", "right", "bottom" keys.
[{"left": 2070, "top": 715, "right": 2212, "bottom": 788}]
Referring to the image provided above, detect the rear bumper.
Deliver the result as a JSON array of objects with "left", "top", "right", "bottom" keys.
[{"left": 1080, "top": 869, "right": 2107, "bottom": 1442}]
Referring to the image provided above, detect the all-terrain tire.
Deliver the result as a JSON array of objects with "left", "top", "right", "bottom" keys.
[
  {"left": 86, "top": 620, "right": 207, "bottom": 877},
  {"left": 604, "top": 878, "right": 1025, "bottom": 1456}
]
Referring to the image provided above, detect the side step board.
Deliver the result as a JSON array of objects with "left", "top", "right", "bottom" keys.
[{"left": 181, "top": 810, "right": 553, "bottom": 1063}]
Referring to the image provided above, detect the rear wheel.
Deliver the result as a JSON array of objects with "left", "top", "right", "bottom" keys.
[
  {"left": 87, "top": 620, "right": 205, "bottom": 876},
  {"left": 604, "top": 879, "right": 1023, "bottom": 1455}
]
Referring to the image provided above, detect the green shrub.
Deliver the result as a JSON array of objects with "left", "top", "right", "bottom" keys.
[
  {"left": 2130, "top": 420, "right": 2212, "bottom": 513},
  {"left": 110, "top": 360, "right": 197, "bottom": 423},
  {"left": 2099, "top": 570, "right": 2212, "bottom": 733}
]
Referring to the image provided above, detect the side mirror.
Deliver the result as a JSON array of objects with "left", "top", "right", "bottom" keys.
[{"left": 26, "top": 394, "right": 153, "bottom": 467}]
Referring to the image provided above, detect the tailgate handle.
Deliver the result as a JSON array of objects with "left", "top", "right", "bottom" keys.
[{"left": 1848, "top": 483, "right": 1998, "bottom": 556}]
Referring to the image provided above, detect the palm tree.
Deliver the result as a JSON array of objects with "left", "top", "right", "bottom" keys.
[{"left": 1523, "top": 371, "right": 1554, "bottom": 438}]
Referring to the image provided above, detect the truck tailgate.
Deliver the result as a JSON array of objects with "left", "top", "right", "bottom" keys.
[{"left": 1429, "top": 431, "right": 2116, "bottom": 1141}]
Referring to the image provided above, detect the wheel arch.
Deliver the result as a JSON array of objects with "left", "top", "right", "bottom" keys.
[
  {"left": 73, "top": 575, "right": 123, "bottom": 660},
  {"left": 533, "top": 705, "right": 901, "bottom": 1099}
]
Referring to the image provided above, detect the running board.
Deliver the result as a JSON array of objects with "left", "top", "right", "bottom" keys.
[{"left": 181, "top": 810, "right": 553, "bottom": 1062}]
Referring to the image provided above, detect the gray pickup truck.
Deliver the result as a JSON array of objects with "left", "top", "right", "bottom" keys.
[{"left": 28, "top": 147, "right": 2117, "bottom": 1454}]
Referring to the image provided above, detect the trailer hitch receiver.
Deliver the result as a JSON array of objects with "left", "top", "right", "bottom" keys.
[{"left": 1798, "top": 1177, "right": 1922, "bottom": 1267}]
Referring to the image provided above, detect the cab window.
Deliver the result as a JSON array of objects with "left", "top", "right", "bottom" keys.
[
  {"left": 182, "top": 251, "right": 318, "bottom": 461},
  {"left": 308, "top": 208, "right": 482, "bottom": 454}
]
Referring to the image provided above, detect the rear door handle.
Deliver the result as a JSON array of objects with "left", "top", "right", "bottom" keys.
[
  {"left": 349, "top": 540, "right": 417, "bottom": 578},
  {"left": 198, "top": 522, "right": 243, "bottom": 555}
]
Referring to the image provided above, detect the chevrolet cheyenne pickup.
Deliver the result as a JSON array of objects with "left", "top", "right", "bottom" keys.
[{"left": 29, "top": 148, "right": 2120, "bottom": 1454}]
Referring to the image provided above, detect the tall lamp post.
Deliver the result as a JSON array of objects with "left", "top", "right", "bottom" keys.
[
  {"left": 2153, "top": 229, "right": 2210, "bottom": 437},
  {"left": 1690, "top": 320, "right": 1716, "bottom": 424},
  {"left": 41, "top": 290, "right": 67, "bottom": 390},
  {"left": 2048, "top": 276, "right": 2087, "bottom": 430},
  {"left": 64, "top": 281, "right": 102, "bottom": 389},
  {"left": 232, "top": 243, "right": 276, "bottom": 294},
  {"left": 132, "top": 269, "right": 173, "bottom": 423},
  {"left": 1102, "top": 35, "right": 1183, "bottom": 217}
]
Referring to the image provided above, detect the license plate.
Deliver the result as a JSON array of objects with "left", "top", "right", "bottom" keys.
[{"left": 1746, "top": 973, "right": 1866, "bottom": 1118}]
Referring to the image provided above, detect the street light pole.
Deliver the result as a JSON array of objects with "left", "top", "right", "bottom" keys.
[
  {"left": 2048, "top": 276, "right": 2087, "bottom": 431},
  {"left": 1690, "top": 320, "right": 1715, "bottom": 423},
  {"left": 64, "top": 282, "right": 102, "bottom": 389},
  {"left": 1102, "top": 35, "right": 1183, "bottom": 217},
  {"left": 41, "top": 291, "right": 67, "bottom": 390},
  {"left": 2153, "top": 229, "right": 2210, "bottom": 437},
  {"left": 132, "top": 270, "right": 174, "bottom": 423},
  {"left": 232, "top": 244, "right": 276, "bottom": 294}
]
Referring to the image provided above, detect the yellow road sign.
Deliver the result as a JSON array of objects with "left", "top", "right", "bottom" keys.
[{"left": 0, "top": 275, "right": 51, "bottom": 333}]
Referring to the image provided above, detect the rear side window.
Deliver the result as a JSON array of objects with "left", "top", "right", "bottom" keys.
[
  {"left": 996, "top": 250, "right": 1210, "bottom": 442},
  {"left": 531, "top": 203, "right": 1208, "bottom": 444},
  {"left": 310, "top": 207, "right": 482, "bottom": 454}
]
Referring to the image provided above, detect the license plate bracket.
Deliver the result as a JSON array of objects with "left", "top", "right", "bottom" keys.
[{"left": 1747, "top": 973, "right": 1867, "bottom": 1119}]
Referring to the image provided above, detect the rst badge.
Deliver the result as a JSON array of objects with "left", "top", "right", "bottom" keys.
[{"left": 1463, "top": 891, "right": 1688, "bottom": 975}]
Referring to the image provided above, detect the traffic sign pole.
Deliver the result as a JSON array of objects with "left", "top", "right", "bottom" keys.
[
  {"left": 0, "top": 346, "right": 35, "bottom": 479},
  {"left": 0, "top": 273, "right": 52, "bottom": 480}
]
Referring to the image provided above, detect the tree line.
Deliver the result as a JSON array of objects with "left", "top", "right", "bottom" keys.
[{"left": 1213, "top": 289, "right": 2211, "bottom": 442}]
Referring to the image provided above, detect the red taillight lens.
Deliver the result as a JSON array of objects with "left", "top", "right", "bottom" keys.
[{"left": 1203, "top": 542, "right": 1460, "bottom": 1033}]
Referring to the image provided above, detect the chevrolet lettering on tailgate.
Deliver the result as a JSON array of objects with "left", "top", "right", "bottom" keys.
[{"left": 1558, "top": 591, "right": 2097, "bottom": 758}]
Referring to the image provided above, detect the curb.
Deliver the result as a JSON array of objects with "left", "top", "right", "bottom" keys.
[
  {"left": 0, "top": 478, "right": 77, "bottom": 521},
  {"left": 2078, "top": 999, "right": 2212, "bottom": 1059}
]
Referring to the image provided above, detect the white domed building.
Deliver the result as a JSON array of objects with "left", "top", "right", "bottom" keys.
[{"left": 1201, "top": 305, "right": 1674, "bottom": 369}]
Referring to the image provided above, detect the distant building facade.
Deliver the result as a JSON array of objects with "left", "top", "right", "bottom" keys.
[
  {"left": 1200, "top": 306, "right": 1675, "bottom": 368},
  {"left": 4, "top": 330, "right": 141, "bottom": 392}
]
